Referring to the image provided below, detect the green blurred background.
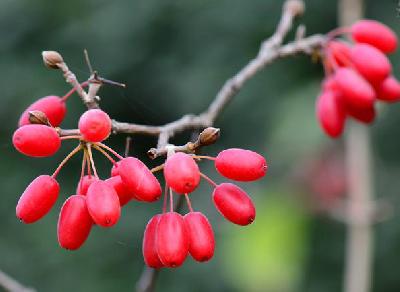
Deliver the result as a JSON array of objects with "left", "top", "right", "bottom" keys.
[{"left": 1, "top": 0, "right": 400, "bottom": 291}]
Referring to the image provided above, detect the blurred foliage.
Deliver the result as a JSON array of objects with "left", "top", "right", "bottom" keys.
[{"left": 1, "top": 0, "right": 400, "bottom": 291}]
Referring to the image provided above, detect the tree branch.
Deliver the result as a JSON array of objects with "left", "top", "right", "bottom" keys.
[{"left": 0, "top": 270, "right": 35, "bottom": 292}]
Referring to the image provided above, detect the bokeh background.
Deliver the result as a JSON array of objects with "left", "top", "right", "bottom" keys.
[{"left": 1, "top": 0, "right": 400, "bottom": 291}]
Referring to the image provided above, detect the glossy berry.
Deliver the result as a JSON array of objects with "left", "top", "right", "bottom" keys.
[
  {"left": 78, "top": 109, "right": 112, "bottom": 142},
  {"left": 105, "top": 176, "right": 138, "bottom": 206},
  {"left": 164, "top": 153, "right": 200, "bottom": 194},
  {"left": 334, "top": 68, "right": 375, "bottom": 109},
  {"left": 16, "top": 175, "right": 59, "bottom": 223},
  {"left": 328, "top": 41, "right": 351, "bottom": 67},
  {"left": 86, "top": 180, "right": 121, "bottom": 227},
  {"left": 215, "top": 148, "right": 267, "bottom": 181},
  {"left": 350, "top": 43, "right": 391, "bottom": 84},
  {"left": 346, "top": 103, "right": 376, "bottom": 124},
  {"left": 76, "top": 175, "right": 99, "bottom": 196},
  {"left": 376, "top": 76, "right": 400, "bottom": 102},
  {"left": 351, "top": 19, "right": 398, "bottom": 53},
  {"left": 18, "top": 96, "right": 66, "bottom": 127},
  {"left": 156, "top": 212, "right": 189, "bottom": 268},
  {"left": 119, "top": 157, "right": 162, "bottom": 202},
  {"left": 57, "top": 195, "right": 93, "bottom": 250},
  {"left": 184, "top": 212, "right": 215, "bottom": 262},
  {"left": 316, "top": 90, "right": 346, "bottom": 138},
  {"left": 212, "top": 183, "right": 255, "bottom": 226},
  {"left": 110, "top": 161, "right": 122, "bottom": 177},
  {"left": 143, "top": 214, "right": 164, "bottom": 269},
  {"left": 13, "top": 125, "right": 61, "bottom": 157}
]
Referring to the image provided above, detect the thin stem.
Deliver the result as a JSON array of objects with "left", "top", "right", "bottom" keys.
[
  {"left": 125, "top": 136, "right": 132, "bottom": 157},
  {"left": 61, "top": 81, "right": 89, "bottom": 102},
  {"left": 84, "top": 148, "right": 92, "bottom": 178},
  {"left": 200, "top": 172, "right": 218, "bottom": 188},
  {"left": 192, "top": 155, "right": 216, "bottom": 161},
  {"left": 326, "top": 26, "right": 351, "bottom": 40},
  {"left": 87, "top": 144, "right": 99, "bottom": 178},
  {"left": 150, "top": 164, "right": 164, "bottom": 173},
  {"left": 60, "top": 135, "right": 82, "bottom": 141},
  {"left": 96, "top": 142, "right": 124, "bottom": 160},
  {"left": 162, "top": 184, "right": 169, "bottom": 214},
  {"left": 93, "top": 144, "right": 117, "bottom": 165},
  {"left": 78, "top": 151, "right": 87, "bottom": 194},
  {"left": 185, "top": 194, "right": 194, "bottom": 212},
  {"left": 169, "top": 188, "right": 174, "bottom": 213},
  {"left": 52, "top": 145, "right": 82, "bottom": 178}
]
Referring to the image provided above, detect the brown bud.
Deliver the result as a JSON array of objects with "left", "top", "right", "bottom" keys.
[
  {"left": 28, "top": 111, "right": 51, "bottom": 126},
  {"left": 199, "top": 127, "right": 220, "bottom": 146},
  {"left": 284, "top": 0, "right": 305, "bottom": 16},
  {"left": 42, "top": 51, "right": 64, "bottom": 69}
]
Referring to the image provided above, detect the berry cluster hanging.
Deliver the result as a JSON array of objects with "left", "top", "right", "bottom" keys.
[{"left": 317, "top": 19, "right": 399, "bottom": 138}]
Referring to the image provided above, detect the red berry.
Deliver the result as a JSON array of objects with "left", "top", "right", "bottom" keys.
[
  {"left": 110, "top": 161, "right": 121, "bottom": 177},
  {"left": 350, "top": 43, "right": 391, "bottom": 84},
  {"left": 346, "top": 103, "right": 376, "bottom": 124},
  {"left": 215, "top": 148, "right": 267, "bottom": 181},
  {"left": 156, "top": 212, "right": 189, "bottom": 268},
  {"left": 376, "top": 76, "right": 400, "bottom": 102},
  {"left": 212, "top": 183, "right": 255, "bottom": 226},
  {"left": 184, "top": 212, "right": 215, "bottom": 262},
  {"left": 105, "top": 176, "right": 138, "bottom": 206},
  {"left": 322, "top": 77, "right": 339, "bottom": 92},
  {"left": 78, "top": 109, "right": 112, "bottom": 142},
  {"left": 118, "top": 157, "right": 162, "bottom": 202},
  {"left": 143, "top": 214, "right": 164, "bottom": 269},
  {"left": 16, "top": 175, "right": 59, "bottom": 223},
  {"left": 351, "top": 19, "right": 398, "bottom": 53},
  {"left": 13, "top": 124, "right": 61, "bottom": 157},
  {"left": 328, "top": 41, "right": 351, "bottom": 67},
  {"left": 18, "top": 96, "right": 66, "bottom": 127},
  {"left": 316, "top": 90, "right": 346, "bottom": 138},
  {"left": 334, "top": 68, "right": 375, "bottom": 109},
  {"left": 86, "top": 180, "right": 121, "bottom": 227},
  {"left": 164, "top": 153, "right": 200, "bottom": 194},
  {"left": 57, "top": 195, "right": 93, "bottom": 250},
  {"left": 76, "top": 175, "right": 99, "bottom": 196}
]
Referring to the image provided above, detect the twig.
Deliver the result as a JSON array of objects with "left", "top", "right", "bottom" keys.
[{"left": 0, "top": 269, "right": 35, "bottom": 292}]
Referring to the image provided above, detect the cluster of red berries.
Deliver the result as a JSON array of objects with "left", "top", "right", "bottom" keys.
[
  {"left": 12, "top": 87, "right": 268, "bottom": 268},
  {"left": 316, "top": 19, "right": 399, "bottom": 138}
]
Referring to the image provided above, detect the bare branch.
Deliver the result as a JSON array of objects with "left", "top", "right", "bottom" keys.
[{"left": 0, "top": 270, "right": 35, "bottom": 292}]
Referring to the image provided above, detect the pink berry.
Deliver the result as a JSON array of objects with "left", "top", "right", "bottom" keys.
[
  {"left": 110, "top": 161, "right": 121, "bottom": 177},
  {"left": 18, "top": 96, "right": 66, "bottom": 127},
  {"left": 164, "top": 153, "right": 200, "bottom": 194},
  {"left": 316, "top": 90, "right": 346, "bottom": 138},
  {"left": 215, "top": 148, "right": 267, "bottom": 181},
  {"left": 184, "top": 212, "right": 215, "bottom": 262},
  {"left": 376, "top": 76, "right": 400, "bottom": 102},
  {"left": 105, "top": 176, "right": 138, "bottom": 206},
  {"left": 328, "top": 40, "right": 351, "bottom": 67},
  {"left": 16, "top": 175, "right": 59, "bottom": 223},
  {"left": 351, "top": 19, "right": 398, "bottom": 53},
  {"left": 334, "top": 68, "right": 376, "bottom": 109},
  {"left": 13, "top": 124, "right": 61, "bottom": 157},
  {"left": 346, "top": 103, "right": 376, "bottom": 124},
  {"left": 350, "top": 43, "right": 391, "bottom": 84},
  {"left": 86, "top": 180, "right": 121, "bottom": 227},
  {"left": 118, "top": 157, "right": 162, "bottom": 202},
  {"left": 143, "top": 214, "right": 164, "bottom": 269},
  {"left": 76, "top": 175, "right": 99, "bottom": 196},
  {"left": 57, "top": 195, "right": 93, "bottom": 250},
  {"left": 78, "top": 109, "right": 112, "bottom": 142},
  {"left": 156, "top": 212, "right": 189, "bottom": 268},
  {"left": 212, "top": 183, "right": 255, "bottom": 226}
]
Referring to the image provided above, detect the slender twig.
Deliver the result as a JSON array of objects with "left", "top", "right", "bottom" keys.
[{"left": 0, "top": 269, "right": 35, "bottom": 292}]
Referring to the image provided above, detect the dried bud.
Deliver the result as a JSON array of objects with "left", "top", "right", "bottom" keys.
[
  {"left": 284, "top": 0, "right": 305, "bottom": 16},
  {"left": 42, "top": 51, "right": 64, "bottom": 69},
  {"left": 199, "top": 127, "right": 220, "bottom": 146},
  {"left": 28, "top": 111, "right": 51, "bottom": 126}
]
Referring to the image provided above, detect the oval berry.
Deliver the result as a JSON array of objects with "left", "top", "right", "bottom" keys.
[
  {"left": 18, "top": 96, "right": 66, "bottom": 127},
  {"left": 143, "top": 214, "right": 164, "bottom": 269},
  {"left": 350, "top": 43, "right": 391, "bottom": 84},
  {"left": 334, "top": 68, "right": 376, "bottom": 109},
  {"left": 212, "top": 183, "right": 256, "bottom": 226},
  {"left": 215, "top": 148, "right": 267, "bottom": 181},
  {"left": 16, "top": 175, "right": 59, "bottom": 223},
  {"left": 351, "top": 19, "right": 398, "bottom": 53},
  {"left": 57, "top": 195, "right": 93, "bottom": 250},
  {"left": 78, "top": 109, "right": 112, "bottom": 142},
  {"left": 346, "top": 103, "right": 376, "bottom": 124},
  {"left": 328, "top": 40, "right": 351, "bottom": 67},
  {"left": 86, "top": 180, "right": 121, "bottom": 227},
  {"left": 110, "top": 161, "right": 122, "bottom": 177},
  {"left": 376, "top": 76, "right": 400, "bottom": 102},
  {"left": 156, "top": 212, "right": 189, "bottom": 268},
  {"left": 105, "top": 176, "right": 138, "bottom": 206},
  {"left": 164, "top": 153, "right": 200, "bottom": 194},
  {"left": 316, "top": 90, "right": 346, "bottom": 138},
  {"left": 13, "top": 124, "right": 61, "bottom": 157},
  {"left": 76, "top": 175, "right": 99, "bottom": 196},
  {"left": 184, "top": 212, "right": 215, "bottom": 262},
  {"left": 118, "top": 157, "right": 162, "bottom": 202}
]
